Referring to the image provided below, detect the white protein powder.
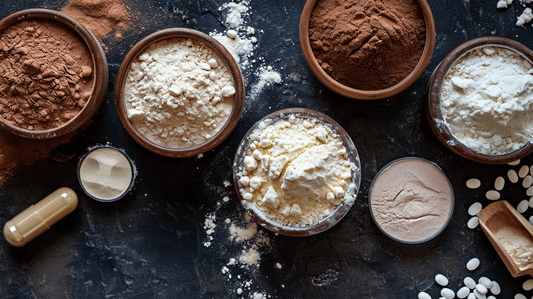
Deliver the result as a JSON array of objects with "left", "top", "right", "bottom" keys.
[
  {"left": 124, "top": 38, "right": 235, "bottom": 148},
  {"left": 237, "top": 114, "right": 357, "bottom": 226},
  {"left": 440, "top": 46, "right": 533, "bottom": 154}
]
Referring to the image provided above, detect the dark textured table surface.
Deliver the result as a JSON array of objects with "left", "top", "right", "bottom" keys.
[{"left": 1, "top": 0, "right": 533, "bottom": 298}]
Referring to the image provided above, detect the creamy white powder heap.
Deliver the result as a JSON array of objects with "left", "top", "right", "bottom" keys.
[
  {"left": 440, "top": 46, "right": 533, "bottom": 154},
  {"left": 237, "top": 114, "right": 357, "bottom": 227},
  {"left": 495, "top": 226, "right": 533, "bottom": 269},
  {"left": 124, "top": 38, "right": 235, "bottom": 148},
  {"left": 496, "top": 0, "right": 533, "bottom": 26}
]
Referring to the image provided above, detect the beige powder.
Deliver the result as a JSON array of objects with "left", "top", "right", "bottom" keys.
[
  {"left": 79, "top": 148, "right": 133, "bottom": 200},
  {"left": 370, "top": 158, "right": 453, "bottom": 242},
  {"left": 494, "top": 226, "right": 533, "bottom": 270}
]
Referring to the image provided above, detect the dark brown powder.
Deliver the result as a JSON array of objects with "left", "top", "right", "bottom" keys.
[
  {"left": 0, "top": 19, "right": 94, "bottom": 130},
  {"left": 309, "top": 0, "right": 426, "bottom": 91}
]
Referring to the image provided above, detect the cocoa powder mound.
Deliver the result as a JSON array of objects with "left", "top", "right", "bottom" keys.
[
  {"left": 309, "top": 0, "right": 426, "bottom": 91},
  {"left": 0, "top": 19, "right": 94, "bottom": 130},
  {"left": 60, "top": 0, "right": 130, "bottom": 41}
]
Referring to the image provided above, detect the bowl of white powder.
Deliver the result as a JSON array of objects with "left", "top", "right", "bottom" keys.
[
  {"left": 427, "top": 36, "right": 533, "bottom": 164},
  {"left": 233, "top": 108, "right": 361, "bottom": 236},
  {"left": 115, "top": 28, "right": 244, "bottom": 157}
]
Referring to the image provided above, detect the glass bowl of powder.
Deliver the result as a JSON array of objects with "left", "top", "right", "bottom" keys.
[
  {"left": 0, "top": 9, "right": 108, "bottom": 139},
  {"left": 233, "top": 108, "right": 361, "bottom": 236},
  {"left": 115, "top": 28, "right": 244, "bottom": 158},
  {"left": 369, "top": 157, "right": 455, "bottom": 244},
  {"left": 427, "top": 36, "right": 533, "bottom": 164}
]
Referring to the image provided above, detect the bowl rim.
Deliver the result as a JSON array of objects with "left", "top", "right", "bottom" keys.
[
  {"left": 368, "top": 157, "right": 455, "bottom": 244},
  {"left": 115, "top": 28, "right": 245, "bottom": 158},
  {"left": 0, "top": 8, "right": 108, "bottom": 139},
  {"left": 426, "top": 36, "right": 533, "bottom": 164},
  {"left": 77, "top": 145, "right": 136, "bottom": 202},
  {"left": 299, "top": 0, "right": 435, "bottom": 100},
  {"left": 232, "top": 107, "right": 362, "bottom": 237}
]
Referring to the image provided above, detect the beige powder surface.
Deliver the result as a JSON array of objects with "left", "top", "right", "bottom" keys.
[
  {"left": 494, "top": 225, "right": 533, "bottom": 270},
  {"left": 370, "top": 159, "right": 452, "bottom": 242}
]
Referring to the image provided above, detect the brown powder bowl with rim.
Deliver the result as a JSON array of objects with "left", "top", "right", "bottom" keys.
[
  {"left": 233, "top": 108, "right": 362, "bottom": 237},
  {"left": 299, "top": 0, "right": 435, "bottom": 100},
  {"left": 115, "top": 28, "right": 244, "bottom": 158},
  {"left": 0, "top": 9, "right": 108, "bottom": 139},
  {"left": 426, "top": 37, "right": 533, "bottom": 164}
]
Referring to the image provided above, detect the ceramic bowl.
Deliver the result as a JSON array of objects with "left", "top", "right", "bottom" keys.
[
  {"left": 233, "top": 108, "right": 361, "bottom": 236},
  {"left": 368, "top": 157, "right": 455, "bottom": 244},
  {"left": 115, "top": 28, "right": 244, "bottom": 158},
  {"left": 299, "top": 0, "right": 435, "bottom": 100},
  {"left": 426, "top": 37, "right": 533, "bottom": 164},
  {"left": 0, "top": 9, "right": 108, "bottom": 139}
]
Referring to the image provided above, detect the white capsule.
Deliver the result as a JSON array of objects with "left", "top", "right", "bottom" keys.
[
  {"left": 467, "top": 178, "right": 481, "bottom": 189},
  {"left": 468, "top": 202, "right": 483, "bottom": 216},
  {"left": 494, "top": 176, "right": 505, "bottom": 190},
  {"left": 509, "top": 169, "right": 519, "bottom": 183},
  {"left": 508, "top": 159, "right": 521, "bottom": 165},
  {"left": 476, "top": 284, "right": 488, "bottom": 294},
  {"left": 523, "top": 279, "right": 533, "bottom": 291},
  {"left": 487, "top": 296, "right": 496, "bottom": 299},
  {"left": 478, "top": 277, "right": 492, "bottom": 289},
  {"left": 467, "top": 294, "right": 476, "bottom": 299},
  {"left": 517, "top": 199, "right": 529, "bottom": 213},
  {"left": 467, "top": 216, "right": 479, "bottom": 229},
  {"left": 418, "top": 291, "right": 431, "bottom": 299},
  {"left": 523, "top": 175, "right": 533, "bottom": 188},
  {"left": 520, "top": 165, "right": 529, "bottom": 178},
  {"left": 515, "top": 294, "right": 526, "bottom": 299},
  {"left": 530, "top": 215, "right": 533, "bottom": 225},
  {"left": 486, "top": 190, "right": 500, "bottom": 201},
  {"left": 457, "top": 286, "right": 470, "bottom": 298},
  {"left": 464, "top": 277, "right": 476, "bottom": 289},
  {"left": 473, "top": 289, "right": 486, "bottom": 299},
  {"left": 467, "top": 258, "right": 480, "bottom": 271},
  {"left": 490, "top": 281, "right": 501, "bottom": 295},
  {"left": 527, "top": 186, "right": 533, "bottom": 196},
  {"left": 435, "top": 274, "right": 449, "bottom": 286},
  {"left": 441, "top": 288, "right": 455, "bottom": 299}
]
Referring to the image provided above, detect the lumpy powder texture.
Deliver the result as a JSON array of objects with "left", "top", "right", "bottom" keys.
[{"left": 370, "top": 159, "right": 452, "bottom": 242}]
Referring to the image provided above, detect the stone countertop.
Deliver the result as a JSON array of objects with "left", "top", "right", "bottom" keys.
[{"left": 1, "top": 0, "right": 533, "bottom": 298}]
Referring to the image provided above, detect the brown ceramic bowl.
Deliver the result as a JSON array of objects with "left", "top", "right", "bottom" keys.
[
  {"left": 0, "top": 9, "right": 108, "bottom": 139},
  {"left": 426, "top": 37, "right": 533, "bottom": 164},
  {"left": 115, "top": 28, "right": 244, "bottom": 158},
  {"left": 233, "top": 108, "right": 361, "bottom": 236},
  {"left": 299, "top": 0, "right": 435, "bottom": 100}
]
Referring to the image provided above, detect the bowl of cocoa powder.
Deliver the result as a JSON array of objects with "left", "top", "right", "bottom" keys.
[
  {"left": 233, "top": 108, "right": 361, "bottom": 236},
  {"left": 115, "top": 28, "right": 244, "bottom": 158},
  {"left": 299, "top": 0, "right": 435, "bottom": 100},
  {"left": 0, "top": 9, "right": 108, "bottom": 139}
]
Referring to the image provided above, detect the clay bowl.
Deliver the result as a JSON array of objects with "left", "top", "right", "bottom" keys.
[
  {"left": 233, "top": 108, "right": 362, "bottom": 236},
  {"left": 115, "top": 28, "right": 244, "bottom": 158},
  {"left": 299, "top": 0, "right": 435, "bottom": 100},
  {"left": 426, "top": 37, "right": 533, "bottom": 164},
  {"left": 0, "top": 9, "right": 108, "bottom": 139}
]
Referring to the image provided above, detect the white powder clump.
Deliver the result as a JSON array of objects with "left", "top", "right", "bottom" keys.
[
  {"left": 250, "top": 66, "right": 283, "bottom": 99},
  {"left": 494, "top": 226, "right": 533, "bottom": 269},
  {"left": 497, "top": 0, "right": 513, "bottom": 8},
  {"left": 238, "top": 114, "right": 357, "bottom": 226},
  {"left": 440, "top": 46, "right": 533, "bottom": 154},
  {"left": 123, "top": 38, "right": 235, "bottom": 148},
  {"left": 517, "top": 8, "right": 533, "bottom": 26}
]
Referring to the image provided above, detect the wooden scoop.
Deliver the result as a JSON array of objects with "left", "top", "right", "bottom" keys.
[{"left": 478, "top": 200, "right": 533, "bottom": 277}]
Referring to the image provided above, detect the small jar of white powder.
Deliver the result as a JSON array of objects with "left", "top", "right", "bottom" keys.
[
  {"left": 427, "top": 37, "right": 533, "bottom": 164},
  {"left": 233, "top": 108, "right": 361, "bottom": 236}
]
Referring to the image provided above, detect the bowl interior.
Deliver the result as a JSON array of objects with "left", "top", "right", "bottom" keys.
[
  {"left": 115, "top": 28, "right": 244, "bottom": 158},
  {"left": 426, "top": 37, "right": 533, "bottom": 164},
  {"left": 299, "top": 0, "right": 435, "bottom": 100},
  {"left": 233, "top": 107, "right": 362, "bottom": 237},
  {"left": 0, "top": 9, "right": 108, "bottom": 139}
]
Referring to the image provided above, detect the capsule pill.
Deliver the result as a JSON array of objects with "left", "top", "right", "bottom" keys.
[
  {"left": 468, "top": 202, "right": 482, "bottom": 216},
  {"left": 523, "top": 175, "right": 533, "bottom": 188},
  {"left": 485, "top": 190, "right": 500, "bottom": 201},
  {"left": 508, "top": 159, "right": 521, "bottom": 165},
  {"left": 529, "top": 196, "right": 533, "bottom": 208},
  {"left": 467, "top": 216, "right": 479, "bottom": 229},
  {"left": 494, "top": 176, "right": 505, "bottom": 191},
  {"left": 522, "top": 279, "right": 533, "bottom": 291},
  {"left": 515, "top": 294, "right": 526, "bottom": 299},
  {"left": 466, "top": 178, "right": 481, "bottom": 189},
  {"left": 519, "top": 165, "right": 529, "bottom": 178},
  {"left": 418, "top": 291, "right": 431, "bottom": 299},
  {"left": 464, "top": 277, "right": 476, "bottom": 289},
  {"left": 476, "top": 284, "right": 488, "bottom": 294},
  {"left": 517, "top": 199, "right": 529, "bottom": 213},
  {"left": 490, "top": 281, "right": 501, "bottom": 295},
  {"left": 457, "top": 286, "right": 470, "bottom": 298},
  {"left": 527, "top": 186, "right": 533, "bottom": 196},
  {"left": 508, "top": 169, "right": 519, "bottom": 183},
  {"left": 3, "top": 187, "right": 78, "bottom": 247},
  {"left": 473, "top": 289, "right": 486, "bottom": 299},
  {"left": 466, "top": 258, "right": 480, "bottom": 271},
  {"left": 478, "top": 277, "right": 492, "bottom": 289},
  {"left": 467, "top": 294, "right": 475, "bottom": 299},
  {"left": 440, "top": 288, "right": 454, "bottom": 299},
  {"left": 435, "top": 274, "right": 449, "bottom": 286}
]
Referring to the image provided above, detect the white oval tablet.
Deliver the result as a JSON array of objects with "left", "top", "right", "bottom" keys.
[
  {"left": 435, "top": 274, "right": 449, "bottom": 286},
  {"left": 464, "top": 276, "right": 476, "bottom": 289},
  {"left": 494, "top": 176, "right": 505, "bottom": 191},
  {"left": 490, "top": 281, "right": 501, "bottom": 295},
  {"left": 478, "top": 277, "right": 492, "bottom": 289},
  {"left": 457, "top": 286, "right": 470, "bottom": 298},
  {"left": 418, "top": 291, "right": 431, "bottom": 299},
  {"left": 523, "top": 175, "right": 533, "bottom": 188},
  {"left": 527, "top": 186, "right": 533, "bottom": 196},
  {"left": 517, "top": 199, "right": 529, "bottom": 213},
  {"left": 468, "top": 202, "right": 482, "bottom": 216},
  {"left": 519, "top": 165, "right": 529, "bottom": 178},
  {"left": 466, "top": 258, "right": 480, "bottom": 271},
  {"left": 508, "top": 169, "right": 519, "bottom": 183},
  {"left": 466, "top": 178, "right": 481, "bottom": 189},
  {"left": 441, "top": 288, "right": 454, "bottom": 299},
  {"left": 523, "top": 279, "right": 533, "bottom": 291},
  {"left": 486, "top": 190, "right": 500, "bottom": 201},
  {"left": 476, "top": 284, "right": 488, "bottom": 294},
  {"left": 508, "top": 159, "right": 520, "bottom": 165},
  {"left": 467, "top": 216, "right": 479, "bottom": 229},
  {"left": 515, "top": 294, "right": 526, "bottom": 299}
]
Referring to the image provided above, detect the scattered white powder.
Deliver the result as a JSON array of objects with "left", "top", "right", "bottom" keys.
[
  {"left": 222, "top": 2, "right": 249, "bottom": 28},
  {"left": 238, "top": 114, "right": 357, "bottom": 227},
  {"left": 517, "top": 8, "right": 533, "bottom": 26},
  {"left": 497, "top": 0, "right": 513, "bottom": 8},
  {"left": 239, "top": 247, "right": 261, "bottom": 265},
  {"left": 494, "top": 226, "right": 533, "bottom": 269},
  {"left": 440, "top": 46, "right": 533, "bottom": 154},
  {"left": 124, "top": 38, "right": 235, "bottom": 148},
  {"left": 250, "top": 66, "right": 283, "bottom": 100},
  {"left": 230, "top": 222, "right": 258, "bottom": 242}
]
